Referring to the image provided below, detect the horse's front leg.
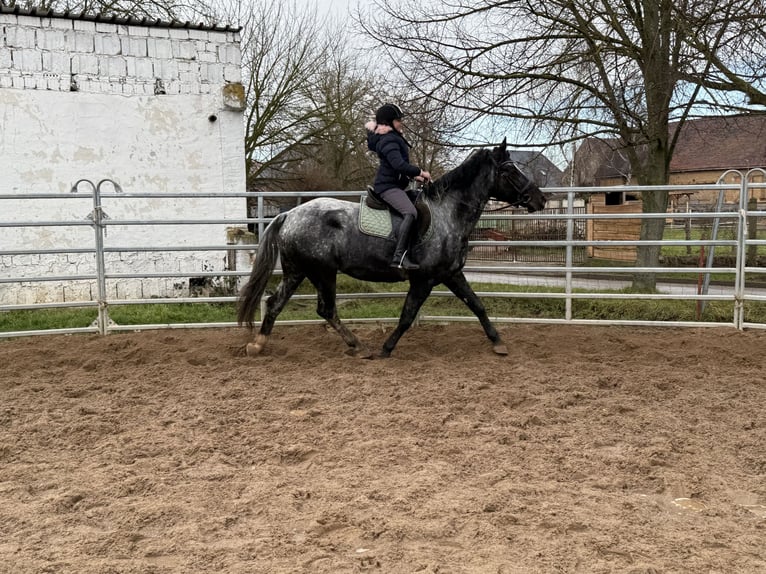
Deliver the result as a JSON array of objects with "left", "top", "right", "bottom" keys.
[
  {"left": 442, "top": 272, "right": 508, "bottom": 355},
  {"left": 380, "top": 279, "right": 434, "bottom": 358}
]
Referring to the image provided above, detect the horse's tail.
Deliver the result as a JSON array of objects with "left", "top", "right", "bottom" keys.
[{"left": 237, "top": 212, "right": 288, "bottom": 328}]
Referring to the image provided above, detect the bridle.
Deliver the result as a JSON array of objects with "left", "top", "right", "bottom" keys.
[{"left": 487, "top": 160, "right": 534, "bottom": 211}]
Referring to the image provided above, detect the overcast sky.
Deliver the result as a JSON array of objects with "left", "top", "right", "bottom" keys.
[{"left": 312, "top": 0, "right": 358, "bottom": 18}]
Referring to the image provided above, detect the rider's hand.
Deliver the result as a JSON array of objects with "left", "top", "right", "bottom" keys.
[{"left": 417, "top": 170, "right": 431, "bottom": 182}]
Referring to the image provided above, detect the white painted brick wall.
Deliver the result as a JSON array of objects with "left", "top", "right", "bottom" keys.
[
  {"left": 0, "top": 48, "right": 11, "bottom": 69},
  {"left": 1, "top": 14, "right": 245, "bottom": 305},
  {"left": 0, "top": 13, "right": 241, "bottom": 96}
]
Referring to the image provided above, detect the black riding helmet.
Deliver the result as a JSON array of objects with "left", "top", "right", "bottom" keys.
[{"left": 375, "top": 103, "right": 404, "bottom": 127}]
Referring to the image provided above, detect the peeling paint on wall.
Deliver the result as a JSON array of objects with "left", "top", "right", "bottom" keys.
[{"left": 0, "top": 12, "right": 246, "bottom": 304}]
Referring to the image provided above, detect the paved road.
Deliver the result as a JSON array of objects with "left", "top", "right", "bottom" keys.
[{"left": 463, "top": 270, "right": 766, "bottom": 297}]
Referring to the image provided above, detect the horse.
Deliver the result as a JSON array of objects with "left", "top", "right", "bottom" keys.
[{"left": 237, "top": 138, "right": 547, "bottom": 358}]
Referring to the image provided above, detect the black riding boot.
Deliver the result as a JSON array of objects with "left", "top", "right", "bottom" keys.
[{"left": 390, "top": 214, "right": 419, "bottom": 270}]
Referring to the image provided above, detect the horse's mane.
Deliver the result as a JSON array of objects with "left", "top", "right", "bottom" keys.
[{"left": 422, "top": 149, "right": 493, "bottom": 200}]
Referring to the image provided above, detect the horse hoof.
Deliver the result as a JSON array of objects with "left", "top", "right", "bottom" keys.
[
  {"left": 344, "top": 347, "right": 372, "bottom": 359},
  {"left": 493, "top": 343, "right": 509, "bottom": 356},
  {"left": 245, "top": 334, "right": 268, "bottom": 357},
  {"left": 245, "top": 342, "right": 263, "bottom": 356}
]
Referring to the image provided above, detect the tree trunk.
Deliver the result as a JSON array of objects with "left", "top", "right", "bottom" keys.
[
  {"left": 633, "top": 187, "right": 669, "bottom": 292},
  {"left": 632, "top": 150, "right": 670, "bottom": 292},
  {"left": 631, "top": 0, "right": 673, "bottom": 292}
]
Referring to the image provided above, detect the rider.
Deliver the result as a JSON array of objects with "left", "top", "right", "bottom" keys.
[{"left": 365, "top": 103, "right": 431, "bottom": 270}]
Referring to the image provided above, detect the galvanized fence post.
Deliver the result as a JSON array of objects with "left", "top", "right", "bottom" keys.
[
  {"left": 564, "top": 188, "right": 575, "bottom": 320},
  {"left": 734, "top": 175, "right": 749, "bottom": 329},
  {"left": 91, "top": 181, "right": 109, "bottom": 335},
  {"left": 82, "top": 178, "right": 122, "bottom": 335},
  {"left": 699, "top": 171, "right": 741, "bottom": 317},
  {"left": 70, "top": 178, "right": 108, "bottom": 334}
]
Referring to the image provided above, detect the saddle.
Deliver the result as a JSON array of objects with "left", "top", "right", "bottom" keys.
[{"left": 359, "top": 186, "right": 432, "bottom": 241}]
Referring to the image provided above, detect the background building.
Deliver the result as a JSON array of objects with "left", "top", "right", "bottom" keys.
[{"left": 0, "top": 6, "right": 245, "bottom": 304}]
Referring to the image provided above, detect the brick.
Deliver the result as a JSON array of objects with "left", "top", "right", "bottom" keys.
[
  {"left": 73, "top": 20, "right": 96, "bottom": 32},
  {"left": 37, "top": 29, "right": 66, "bottom": 51},
  {"left": 11, "top": 75, "right": 24, "bottom": 88},
  {"left": 147, "top": 37, "right": 172, "bottom": 59},
  {"left": 121, "top": 37, "right": 147, "bottom": 57},
  {"left": 178, "top": 60, "right": 198, "bottom": 74},
  {"left": 47, "top": 18, "right": 74, "bottom": 31},
  {"left": 127, "top": 25, "right": 149, "bottom": 37},
  {"left": 42, "top": 51, "right": 70, "bottom": 75},
  {"left": 208, "top": 30, "right": 227, "bottom": 42},
  {"left": 95, "top": 34, "right": 122, "bottom": 55},
  {"left": 188, "top": 29, "right": 209, "bottom": 41},
  {"left": 168, "top": 28, "right": 189, "bottom": 40},
  {"left": 172, "top": 40, "right": 195, "bottom": 60},
  {"left": 95, "top": 22, "right": 118, "bottom": 33},
  {"left": 16, "top": 15, "right": 41, "bottom": 28},
  {"left": 71, "top": 53, "right": 98, "bottom": 74},
  {"left": 101, "top": 56, "right": 127, "bottom": 77},
  {"left": 18, "top": 49, "right": 43, "bottom": 72},
  {"left": 132, "top": 57, "right": 154, "bottom": 79},
  {"left": 200, "top": 62, "right": 223, "bottom": 83},
  {"left": 148, "top": 27, "right": 170, "bottom": 38},
  {"left": 0, "top": 47, "right": 11, "bottom": 70},
  {"left": 5, "top": 26, "right": 36, "bottom": 49},
  {"left": 0, "top": 14, "right": 18, "bottom": 25},
  {"left": 198, "top": 51, "right": 217, "bottom": 63},
  {"left": 153, "top": 58, "right": 178, "bottom": 79},
  {"left": 179, "top": 69, "right": 197, "bottom": 84},
  {"left": 65, "top": 30, "right": 95, "bottom": 53},
  {"left": 218, "top": 44, "right": 241, "bottom": 65},
  {"left": 0, "top": 75, "right": 12, "bottom": 88},
  {"left": 223, "top": 65, "right": 241, "bottom": 83}
]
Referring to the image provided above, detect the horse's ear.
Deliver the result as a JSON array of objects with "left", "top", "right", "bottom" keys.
[{"left": 493, "top": 137, "right": 508, "bottom": 162}]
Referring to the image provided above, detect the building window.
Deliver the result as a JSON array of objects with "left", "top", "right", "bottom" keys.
[{"left": 605, "top": 192, "right": 623, "bottom": 205}]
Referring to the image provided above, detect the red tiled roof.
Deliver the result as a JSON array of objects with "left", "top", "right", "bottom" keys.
[
  {"left": 576, "top": 114, "right": 766, "bottom": 184},
  {"left": 669, "top": 115, "right": 766, "bottom": 172}
]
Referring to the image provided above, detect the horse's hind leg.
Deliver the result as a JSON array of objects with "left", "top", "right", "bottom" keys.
[
  {"left": 246, "top": 271, "right": 304, "bottom": 356},
  {"left": 309, "top": 273, "right": 369, "bottom": 357},
  {"left": 443, "top": 272, "right": 508, "bottom": 355}
]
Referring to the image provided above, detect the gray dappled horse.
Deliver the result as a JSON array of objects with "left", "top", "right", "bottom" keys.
[{"left": 238, "top": 139, "right": 547, "bottom": 358}]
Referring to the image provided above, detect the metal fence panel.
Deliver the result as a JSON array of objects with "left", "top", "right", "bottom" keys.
[{"left": 2, "top": 177, "right": 766, "bottom": 338}]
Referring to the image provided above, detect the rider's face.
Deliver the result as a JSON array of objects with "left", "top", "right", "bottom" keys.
[{"left": 393, "top": 118, "right": 403, "bottom": 131}]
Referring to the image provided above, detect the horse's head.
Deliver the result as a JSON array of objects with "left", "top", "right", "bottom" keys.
[{"left": 491, "top": 139, "right": 547, "bottom": 212}]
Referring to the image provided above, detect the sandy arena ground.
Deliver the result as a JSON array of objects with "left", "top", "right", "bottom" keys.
[{"left": 1, "top": 323, "right": 765, "bottom": 573}]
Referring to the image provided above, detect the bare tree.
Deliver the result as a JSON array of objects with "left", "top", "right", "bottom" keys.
[
  {"left": 288, "top": 50, "right": 380, "bottom": 192},
  {"left": 233, "top": 0, "right": 338, "bottom": 191},
  {"left": 362, "top": 0, "right": 766, "bottom": 290}
]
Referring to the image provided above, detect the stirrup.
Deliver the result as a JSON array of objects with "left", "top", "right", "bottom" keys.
[{"left": 390, "top": 251, "right": 419, "bottom": 270}]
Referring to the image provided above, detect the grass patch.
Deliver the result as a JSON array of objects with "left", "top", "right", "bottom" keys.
[{"left": 5, "top": 277, "right": 761, "bottom": 335}]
